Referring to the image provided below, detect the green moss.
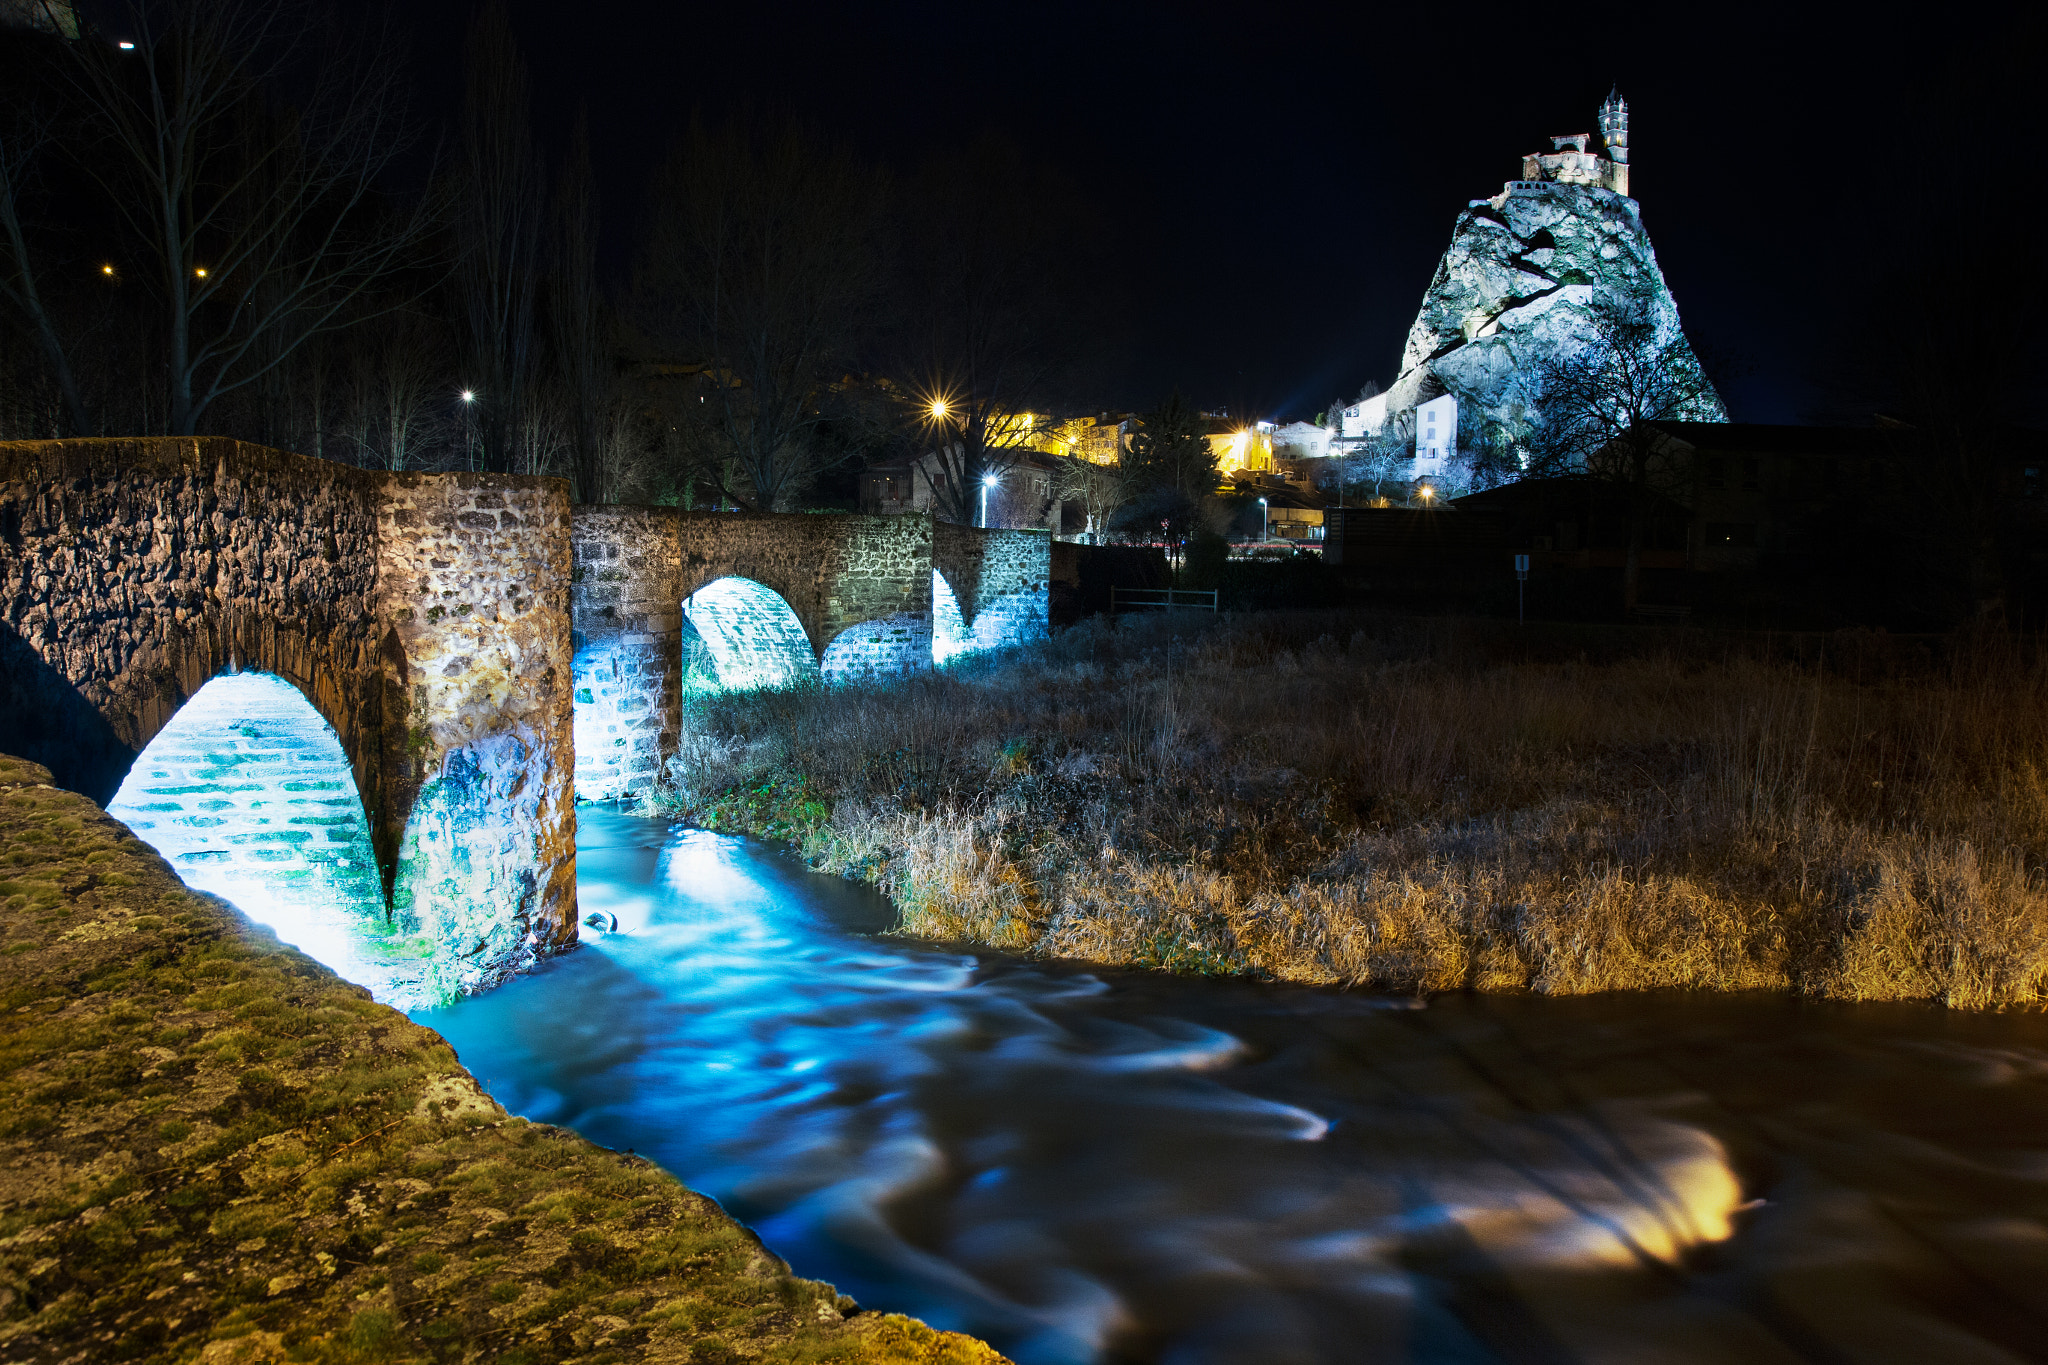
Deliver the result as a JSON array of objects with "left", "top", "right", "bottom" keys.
[{"left": 0, "top": 758, "right": 1010, "bottom": 1365}]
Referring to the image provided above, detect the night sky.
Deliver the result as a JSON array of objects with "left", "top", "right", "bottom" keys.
[{"left": 229, "top": 0, "right": 2040, "bottom": 423}]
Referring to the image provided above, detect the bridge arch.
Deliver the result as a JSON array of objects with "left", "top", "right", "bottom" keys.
[
  {"left": 107, "top": 670, "right": 409, "bottom": 997},
  {"left": 1, "top": 438, "right": 580, "bottom": 1004},
  {"left": 682, "top": 576, "right": 822, "bottom": 690},
  {"left": 931, "top": 569, "right": 971, "bottom": 665}
]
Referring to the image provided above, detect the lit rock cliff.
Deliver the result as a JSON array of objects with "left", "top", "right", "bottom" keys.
[{"left": 1384, "top": 91, "right": 1725, "bottom": 438}]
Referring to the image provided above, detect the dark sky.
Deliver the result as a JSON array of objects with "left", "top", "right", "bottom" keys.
[{"left": 345, "top": 0, "right": 2031, "bottom": 423}]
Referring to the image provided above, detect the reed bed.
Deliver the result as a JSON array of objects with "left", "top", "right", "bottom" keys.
[{"left": 658, "top": 613, "right": 2048, "bottom": 1008}]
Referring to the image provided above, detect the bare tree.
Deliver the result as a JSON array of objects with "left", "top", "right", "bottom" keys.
[
  {"left": 1529, "top": 303, "right": 1723, "bottom": 610},
  {"left": 454, "top": 3, "right": 544, "bottom": 474},
  {"left": 1053, "top": 453, "right": 1133, "bottom": 543},
  {"left": 637, "top": 117, "right": 882, "bottom": 511},
  {"left": 1323, "top": 411, "right": 1413, "bottom": 505},
  {"left": 548, "top": 109, "right": 611, "bottom": 502},
  {"left": 338, "top": 308, "right": 450, "bottom": 470},
  {"left": 50, "top": 0, "right": 434, "bottom": 436}
]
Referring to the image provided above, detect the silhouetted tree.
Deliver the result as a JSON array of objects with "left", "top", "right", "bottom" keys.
[
  {"left": 0, "top": 107, "right": 90, "bottom": 433},
  {"left": 547, "top": 110, "right": 618, "bottom": 501},
  {"left": 452, "top": 4, "right": 544, "bottom": 472},
  {"left": 637, "top": 116, "right": 882, "bottom": 511},
  {"left": 894, "top": 137, "right": 1077, "bottom": 525},
  {"left": 1115, "top": 393, "right": 1217, "bottom": 547},
  {"left": 1528, "top": 304, "right": 1720, "bottom": 610},
  {"left": 40, "top": 0, "right": 433, "bottom": 436}
]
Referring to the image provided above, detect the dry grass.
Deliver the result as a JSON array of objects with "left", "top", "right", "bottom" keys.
[{"left": 661, "top": 613, "right": 2048, "bottom": 1009}]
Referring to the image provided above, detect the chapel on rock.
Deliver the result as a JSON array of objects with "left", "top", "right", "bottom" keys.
[{"left": 1507, "top": 88, "right": 1631, "bottom": 198}]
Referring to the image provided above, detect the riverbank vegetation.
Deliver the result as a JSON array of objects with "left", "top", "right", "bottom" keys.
[{"left": 663, "top": 613, "right": 2048, "bottom": 1010}]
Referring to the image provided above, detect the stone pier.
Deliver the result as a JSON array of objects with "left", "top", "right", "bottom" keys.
[
  {"left": 1, "top": 437, "right": 1055, "bottom": 991},
  {"left": 0, "top": 438, "right": 576, "bottom": 1004}
]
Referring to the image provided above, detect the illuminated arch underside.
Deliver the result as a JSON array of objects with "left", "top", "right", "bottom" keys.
[
  {"left": 931, "top": 570, "right": 970, "bottom": 665},
  {"left": 107, "top": 672, "right": 417, "bottom": 1002},
  {"left": 683, "top": 577, "right": 821, "bottom": 690}
]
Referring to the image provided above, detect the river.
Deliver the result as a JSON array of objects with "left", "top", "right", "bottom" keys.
[{"left": 412, "top": 810, "right": 2048, "bottom": 1365}]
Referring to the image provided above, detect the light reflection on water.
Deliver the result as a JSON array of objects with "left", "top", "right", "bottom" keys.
[{"left": 414, "top": 812, "right": 2048, "bottom": 1364}]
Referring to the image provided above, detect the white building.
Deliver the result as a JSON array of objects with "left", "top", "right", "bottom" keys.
[
  {"left": 1414, "top": 393, "right": 1457, "bottom": 476},
  {"left": 1338, "top": 392, "right": 1389, "bottom": 441},
  {"left": 1272, "top": 419, "right": 1332, "bottom": 460}
]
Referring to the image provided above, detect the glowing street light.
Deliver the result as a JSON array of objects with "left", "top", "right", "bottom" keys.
[
  {"left": 929, "top": 398, "right": 949, "bottom": 421},
  {"left": 1258, "top": 495, "right": 1268, "bottom": 543},
  {"left": 1417, "top": 484, "right": 1435, "bottom": 507},
  {"left": 117, "top": 41, "right": 135, "bottom": 50},
  {"left": 100, "top": 264, "right": 115, "bottom": 276},
  {"left": 979, "top": 472, "right": 1000, "bottom": 528},
  {"left": 194, "top": 266, "right": 208, "bottom": 278},
  {"left": 459, "top": 391, "right": 477, "bottom": 471}
]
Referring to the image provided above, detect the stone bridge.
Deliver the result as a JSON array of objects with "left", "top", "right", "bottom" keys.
[
  {"left": 568, "top": 507, "right": 1049, "bottom": 800},
  {"left": 0, "top": 438, "right": 1048, "bottom": 1005}
]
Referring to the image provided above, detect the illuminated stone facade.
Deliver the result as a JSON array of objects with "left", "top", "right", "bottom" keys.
[
  {"left": 372, "top": 470, "right": 577, "bottom": 1000},
  {"left": 0, "top": 439, "right": 1056, "bottom": 989},
  {"left": 569, "top": 509, "right": 1050, "bottom": 801},
  {"left": 0, "top": 438, "right": 576, "bottom": 1005},
  {"left": 931, "top": 519, "right": 1053, "bottom": 659}
]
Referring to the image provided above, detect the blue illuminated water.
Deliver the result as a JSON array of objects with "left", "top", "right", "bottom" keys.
[{"left": 413, "top": 811, "right": 2048, "bottom": 1364}]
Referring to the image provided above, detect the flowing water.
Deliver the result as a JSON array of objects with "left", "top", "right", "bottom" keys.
[{"left": 413, "top": 812, "right": 2048, "bottom": 1364}]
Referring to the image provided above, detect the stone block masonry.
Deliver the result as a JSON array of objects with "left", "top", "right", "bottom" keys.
[
  {"left": 372, "top": 471, "right": 578, "bottom": 1000},
  {"left": 932, "top": 522, "right": 1052, "bottom": 658},
  {"left": 571, "top": 506, "right": 684, "bottom": 802},
  {"left": 0, "top": 438, "right": 576, "bottom": 1007},
  {"left": 0, "top": 437, "right": 385, "bottom": 811},
  {"left": 569, "top": 508, "right": 939, "bottom": 800},
  {"left": 1, "top": 438, "right": 1054, "bottom": 993},
  {"left": 567, "top": 510, "right": 1051, "bottom": 804},
  {"left": 0, "top": 754, "right": 1009, "bottom": 1364}
]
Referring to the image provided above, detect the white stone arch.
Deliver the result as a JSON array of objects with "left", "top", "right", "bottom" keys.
[
  {"left": 106, "top": 670, "right": 407, "bottom": 1000},
  {"left": 931, "top": 569, "right": 971, "bottom": 666},
  {"left": 682, "top": 576, "right": 823, "bottom": 691}
]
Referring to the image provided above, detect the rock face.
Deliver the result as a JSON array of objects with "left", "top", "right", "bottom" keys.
[{"left": 1384, "top": 179, "right": 1725, "bottom": 439}]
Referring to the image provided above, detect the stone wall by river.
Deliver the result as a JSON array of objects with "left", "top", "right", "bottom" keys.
[{"left": 0, "top": 754, "right": 1005, "bottom": 1364}]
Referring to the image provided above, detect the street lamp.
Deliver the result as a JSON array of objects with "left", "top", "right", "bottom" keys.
[
  {"left": 1258, "top": 496, "right": 1268, "bottom": 543},
  {"left": 459, "top": 390, "right": 477, "bottom": 471},
  {"left": 979, "top": 472, "right": 1000, "bottom": 529},
  {"left": 1418, "top": 484, "right": 1435, "bottom": 506},
  {"left": 929, "top": 398, "right": 949, "bottom": 421}
]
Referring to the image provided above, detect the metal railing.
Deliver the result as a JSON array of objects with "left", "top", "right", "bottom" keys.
[{"left": 1111, "top": 587, "right": 1219, "bottom": 614}]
